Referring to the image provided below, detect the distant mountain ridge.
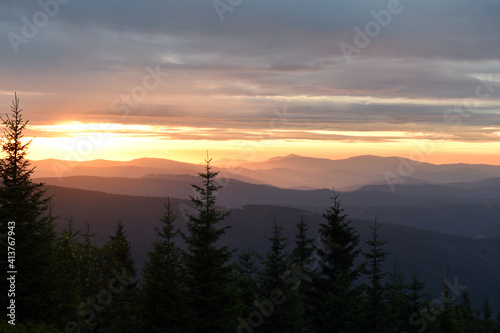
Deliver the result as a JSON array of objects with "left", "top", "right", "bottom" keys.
[
  {"left": 28, "top": 155, "right": 500, "bottom": 315},
  {"left": 32, "top": 154, "right": 500, "bottom": 238},
  {"left": 35, "top": 173, "right": 500, "bottom": 239},
  {"left": 359, "top": 178, "right": 500, "bottom": 199},
  {"left": 43, "top": 185, "right": 500, "bottom": 314},
  {"left": 33, "top": 155, "right": 500, "bottom": 191}
]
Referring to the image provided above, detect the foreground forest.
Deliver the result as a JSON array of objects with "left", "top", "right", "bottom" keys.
[{"left": 1, "top": 97, "right": 500, "bottom": 333}]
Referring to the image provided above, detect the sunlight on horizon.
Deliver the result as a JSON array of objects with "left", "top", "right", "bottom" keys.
[{"left": 25, "top": 133, "right": 500, "bottom": 166}]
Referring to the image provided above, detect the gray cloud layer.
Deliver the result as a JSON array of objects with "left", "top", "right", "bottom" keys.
[{"left": 1, "top": 0, "right": 499, "bottom": 142}]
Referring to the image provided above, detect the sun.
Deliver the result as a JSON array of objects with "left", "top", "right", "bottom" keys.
[
  {"left": 31, "top": 121, "right": 120, "bottom": 137},
  {"left": 26, "top": 122, "right": 126, "bottom": 161}
]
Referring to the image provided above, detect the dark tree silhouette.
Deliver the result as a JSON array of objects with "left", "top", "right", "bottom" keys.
[
  {"left": 99, "top": 221, "right": 141, "bottom": 332},
  {"left": 0, "top": 93, "right": 58, "bottom": 324},
  {"left": 183, "top": 158, "right": 240, "bottom": 332},
  {"left": 309, "top": 191, "right": 364, "bottom": 333},
  {"left": 142, "top": 199, "right": 190, "bottom": 332},
  {"left": 259, "top": 219, "right": 306, "bottom": 333},
  {"left": 362, "top": 218, "right": 390, "bottom": 332}
]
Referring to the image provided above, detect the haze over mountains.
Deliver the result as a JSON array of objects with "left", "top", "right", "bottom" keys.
[
  {"left": 43, "top": 185, "right": 500, "bottom": 314},
  {"left": 32, "top": 154, "right": 500, "bottom": 312},
  {"left": 33, "top": 154, "right": 500, "bottom": 191},
  {"left": 34, "top": 154, "right": 500, "bottom": 238}
]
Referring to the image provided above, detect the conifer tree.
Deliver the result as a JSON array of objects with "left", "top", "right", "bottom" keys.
[
  {"left": 184, "top": 158, "right": 239, "bottom": 332},
  {"left": 0, "top": 93, "right": 58, "bottom": 324},
  {"left": 291, "top": 213, "right": 314, "bottom": 277},
  {"left": 99, "top": 221, "right": 141, "bottom": 333},
  {"left": 104, "top": 221, "right": 136, "bottom": 276},
  {"left": 309, "top": 191, "right": 364, "bottom": 333},
  {"left": 363, "top": 218, "right": 390, "bottom": 332},
  {"left": 291, "top": 214, "right": 314, "bottom": 330},
  {"left": 141, "top": 199, "right": 190, "bottom": 332},
  {"left": 479, "top": 294, "right": 496, "bottom": 332},
  {"left": 237, "top": 246, "right": 261, "bottom": 316},
  {"left": 81, "top": 222, "right": 102, "bottom": 298},
  {"left": 384, "top": 258, "right": 409, "bottom": 332},
  {"left": 481, "top": 293, "right": 492, "bottom": 322},
  {"left": 68, "top": 221, "right": 109, "bottom": 332},
  {"left": 437, "top": 276, "right": 458, "bottom": 332},
  {"left": 53, "top": 214, "right": 83, "bottom": 326},
  {"left": 405, "top": 274, "right": 427, "bottom": 333},
  {"left": 259, "top": 220, "right": 305, "bottom": 333},
  {"left": 455, "top": 291, "right": 476, "bottom": 332}
]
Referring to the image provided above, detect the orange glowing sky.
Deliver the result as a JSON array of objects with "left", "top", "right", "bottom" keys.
[
  {"left": 21, "top": 119, "right": 500, "bottom": 165},
  {"left": 1, "top": 2, "right": 500, "bottom": 165}
]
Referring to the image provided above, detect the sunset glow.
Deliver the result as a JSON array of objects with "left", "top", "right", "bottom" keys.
[
  {"left": 4, "top": 3, "right": 500, "bottom": 331},
  {"left": 1, "top": 2, "right": 499, "bottom": 166},
  {"left": 25, "top": 126, "right": 500, "bottom": 165}
]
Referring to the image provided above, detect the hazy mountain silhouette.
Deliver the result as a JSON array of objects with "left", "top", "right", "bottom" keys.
[
  {"left": 32, "top": 154, "right": 500, "bottom": 313},
  {"left": 36, "top": 173, "right": 500, "bottom": 238},
  {"left": 44, "top": 185, "right": 500, "bottom": 314},
  {"left": 33, "top": 155, "right": 500, "bottom": 191},
  {"left": 33, "top": 158, "right": 202, "bottom": 179},
  {"left": 359, "top": 178, "right": 500, "bottom": 199}
]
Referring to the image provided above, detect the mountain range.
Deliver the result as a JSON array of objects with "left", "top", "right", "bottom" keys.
[
  {"left": 34, "top": 155, "right": 500, "bottom": 239},
  {"left": 44, "top": 185, "right": 500, "bottom": 314},
  {"left": 33, "top": 154, "right": 500, "bottom": 191},
  {"left": 29, "top": 154, "right": 500, "bottom": 312}
]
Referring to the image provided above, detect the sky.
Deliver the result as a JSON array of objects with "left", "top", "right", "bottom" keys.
[{"left": 1, "top": 0, "right": 499, "bottom": 165}]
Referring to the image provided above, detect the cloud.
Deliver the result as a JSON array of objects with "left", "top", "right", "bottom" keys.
[{"left": 0, "top": 0, "right": 499, "bottom": 149}]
